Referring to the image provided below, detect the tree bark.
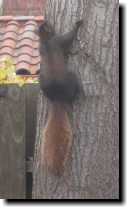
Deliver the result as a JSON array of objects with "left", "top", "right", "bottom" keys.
[{"left": 32, "top": 0, "right": 119, "bottom": 199}]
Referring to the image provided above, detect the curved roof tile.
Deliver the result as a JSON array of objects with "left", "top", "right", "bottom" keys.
[
  {"left": 25, "top": 20, "right": 38, "bottom": 26},
  {"left": 7, "top": 21, "right": 20, "bottom": 26},
  {"left": 15, "top": 62, "right": 30, "bottom": 72},
  {"left": 18, "top": 31, "right": 36, "bottom": 41},
  {"left": 1, "top": 39, "right": 16, "bottom": 48},
  {"left": 14, "top": 45, "right": 33, "bottom": 56},
  {"left": 0, "top": 16, "right": 43, "bottom": 75},
  {"left": 6, "top": 23, "right": 19, "bottom": 33},
  {"left": 16, "top": 38, "right": 34, "bottom": 48},
  {"left": 0, "top": 46, "right": 14, "bottom": 55}
]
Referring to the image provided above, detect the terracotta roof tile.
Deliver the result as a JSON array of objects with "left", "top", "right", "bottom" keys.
[
  {"left": 13, "top": 16, "right": 35, "bottom": 21},
  {"left": 33, "top": 40, "right": 39, "bottom": 48},
  {"left": 24, "top": 24, "right": 37, "bottom": 32},
  {"left": 32, "top": 49, "right": 39, "bottom": 57},
  {"left": 0, "top": 46, "right": 14, "bottom": 55},
  {"left": 25, "top": 20, "right": 38, "bottom": 26},
  {"left": 31, "top": 57, "right": 40, "bottom": 65},
  {"left": 0, "top": 16, "right": 13, "bottom": 21},
  {"left": 1, "top": 39, "right": 16, "bottom": 48},
  {"left": 14, "top": 45, "right": 33, "bottom": 56},
  {"left": 6, "top": 21, "right": 20, "bottom": 26},
  {"left": 17, "top": 54, "right": 32, "bottom": 63},
  {"left": 0, "top": 28, "right": 5, "bottom": 34},
  {"left": 34, "top": 16, "right": 44, "bottom": 21},
  {"left": 0, "top": 16, "right": 43, "bottom": 75},
  {"left": 30, "top": 65, "right": 39, "bottom": 74},
  {"left": 15, "top": 62, "right": 30, "bottom": 72},
  {"left": 30, "top": 63, "right": 40, "bottom": 74},
  {"left": 4, "top": 31, "right": 18, "bottom": 40},
  {"left": 23, "top": 31, "right": 36, "bottom": 40},
  {"left": 6, "top": 24, "right": 19, "bottom": 33},
  {"left": 0, "top": 54, "right": 12, "bottom": 60},
  {"left": 16, "top": 38, "right": 33, "bottom": 48}
]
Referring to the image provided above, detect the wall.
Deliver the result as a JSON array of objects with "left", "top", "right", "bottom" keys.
[{"left": 2, "top": 0, "right": 45, "bottom": 16}]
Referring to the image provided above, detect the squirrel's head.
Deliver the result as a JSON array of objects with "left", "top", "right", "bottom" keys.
[{"left": 34, "top": 21, "right": 55, "bottom": 39}]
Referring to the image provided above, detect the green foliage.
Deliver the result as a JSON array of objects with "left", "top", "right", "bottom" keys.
[
  {"left": 0, "top": 57, "right": 38, "bottom": 86},
  {"left": 0, "top": 5, "right": 2, "bottom": 16}
]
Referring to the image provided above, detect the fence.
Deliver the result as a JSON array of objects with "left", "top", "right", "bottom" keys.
[{"left": 0, "top": 84, "right": 39, "bottom": 199}]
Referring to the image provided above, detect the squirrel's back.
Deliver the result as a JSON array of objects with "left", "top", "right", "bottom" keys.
[
  {"left": 39, "top": 70, "right": 79, "bottom": 104},
  {"left": 37, "top": 22, "right": 80, "bottom": 104},
  {"left": 41, "top": 102, "right": 72, "bottom": 177}
]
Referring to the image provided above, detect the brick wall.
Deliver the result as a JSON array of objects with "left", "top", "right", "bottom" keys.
[{"left": 2, "top": 0, "right": 45, "bottom": 16}]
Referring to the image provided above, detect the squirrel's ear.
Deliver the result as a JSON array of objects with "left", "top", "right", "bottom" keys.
[
  {"left": 43, "top": 24, "right": 52, "bottom": 33},
  {"left": 34, "top": 28, "right": 39, "bottom": 36}
]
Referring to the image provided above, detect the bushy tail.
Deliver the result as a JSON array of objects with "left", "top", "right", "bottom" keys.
[{"left": 41, "top": 102, "right": 72, "bottom": 177}]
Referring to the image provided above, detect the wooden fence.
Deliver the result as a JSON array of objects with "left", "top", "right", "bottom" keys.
[{"left": 0, "top": 84, "right": 39, "bottom": 199}]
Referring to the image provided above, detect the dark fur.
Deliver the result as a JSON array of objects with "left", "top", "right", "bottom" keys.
[
  {"left": 37, "top": 20, "right": 83, "bottom": 103},
  {"left": 36, "top": 20, "right": 83, "bottom": 177},
  {"left": 39, "top": 71, "right": 79, "bottom": 103}
]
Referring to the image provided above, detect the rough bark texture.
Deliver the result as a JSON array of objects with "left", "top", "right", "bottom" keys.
[{"left": 32, "top": 0, "right": 119, "bottom": 199}]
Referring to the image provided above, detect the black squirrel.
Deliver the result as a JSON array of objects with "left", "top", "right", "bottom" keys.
[{"left": 35, "top": 20, "right": 83, "bottom": 177}]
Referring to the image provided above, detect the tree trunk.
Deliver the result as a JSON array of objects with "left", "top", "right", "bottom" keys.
[{"left": 32, "top": 0, "right": 119, "bottom": 199}]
